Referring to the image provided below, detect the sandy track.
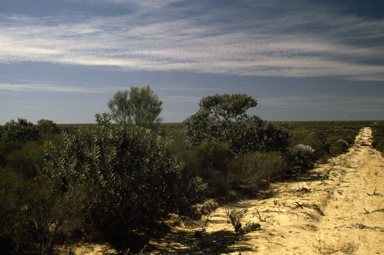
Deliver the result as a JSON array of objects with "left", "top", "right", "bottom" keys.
[{"left": 148, "top": 127, "right": 384, "bottom": 254}]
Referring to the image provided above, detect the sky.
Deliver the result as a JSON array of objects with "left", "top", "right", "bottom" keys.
[{"left": 0, "top": 0, "right": 383, "bottom": 124}]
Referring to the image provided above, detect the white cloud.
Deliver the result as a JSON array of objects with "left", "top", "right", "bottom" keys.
[
  {"left": 259, "top": 95, "right": 384, "bottom": 113},
  {"left": 0, "top": 83, "right": 106, "bottom": 93},
  {"left": 0, "top": 0, "right": 383, "bottom": 81}
]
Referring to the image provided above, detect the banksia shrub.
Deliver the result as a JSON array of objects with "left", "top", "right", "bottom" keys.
[{"left": 43, "top": 113, "right": 198, "bottom": 252}]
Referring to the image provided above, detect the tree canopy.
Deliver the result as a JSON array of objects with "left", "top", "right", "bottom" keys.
[
  {"left": 107, "top": 89, "right": 130, "bottom": 124},
  {"left": 184, "top": 94, "right": 289, "bottom": 153},
  {"left": 108, "top": 85, "right": 163, "bottom": 129}
]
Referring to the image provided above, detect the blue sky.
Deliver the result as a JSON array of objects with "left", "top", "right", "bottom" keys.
[{"left": 0, "top": 0, "right": 383, "bottom": 124}]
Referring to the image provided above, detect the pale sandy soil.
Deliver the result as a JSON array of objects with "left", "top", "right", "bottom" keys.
[
  {"left": 147, "top": 127, "right": 384, "bottom": 254},
  {"left": 65, "top": 127, "right": 384, "bottom": 254}
]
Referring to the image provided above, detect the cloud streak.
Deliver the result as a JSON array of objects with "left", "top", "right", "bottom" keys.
[
  {"left": 0, "top": 83, "right": 107, "bottom": 93},
  {"left": 259, "top": 95, "right": 384, "bottom": 113},
  {"left": 1, "top": 0, "right": 383, "bottom": 81}
]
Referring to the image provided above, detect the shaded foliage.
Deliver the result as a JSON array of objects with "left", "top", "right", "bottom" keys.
[
  {"left": 0, "top": 119, "right": 58, "bottom": 180},
  {"left": 37, "top": 120, "right": 60, "bottom": 139},
  {"left": 108, "top": 85, "right": 163, "bottom": 130},
  {"left": 0, "top": 169, "right": 74, "bottom": 255},
  {"left": 3, "top": 142, "right": 44, "bottom": 179},
  {"left": 43, "top": 113, "right": 203, "bottom": 251},
  {"left": 181, "top": 141, "right": 235, "bottom": 197},
  {"left": 184, "top": 94, "right": 289, "bottom": 153},
  {"left": 129, "top": 85, "right": 163, "bottom": 129},
  {"left": 231, "top": 151, "right": 287, "bottom": 191},
  {"left": 108, "top": 89, "right": 130, "bottom": 124},
  {"left": 372, "top": 122, "right": 384, "bottom": 154},
  {"left": 3, "top": 119, "right": 40, "bottom": 142}
]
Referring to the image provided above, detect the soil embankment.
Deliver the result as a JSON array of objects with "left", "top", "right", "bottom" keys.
[{"left": 149, "top": 127, "right": 384, "bottom": 254}]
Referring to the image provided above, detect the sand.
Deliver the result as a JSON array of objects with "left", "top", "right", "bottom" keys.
[
  {"left": 148, "top": 127, "right": 384, "bottom": 254},
  {"left": 65, "top": 127, "right": 384, "bottom": 254}
]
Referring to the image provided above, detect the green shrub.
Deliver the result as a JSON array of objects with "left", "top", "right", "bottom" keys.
[
  {"left": 43, "top": 113, "right": 200, "bottom": 252},
  {"left": 4, "top": 142, "right": 44, "bottom": 179},
  {"left": 230, "top": 151, "right": 287, "bottom": 191},
  {"left": 329, "top": 139, "right": 349, "bottom": 156},
  {"left": 373, "top": 139, "right": 384, "bottom": 153},
  {"left": 281, "top": 121, "right": 366, "bottom": 162},
  {"left": 0, "top": 126, "right": 4, "bottom": 140},
  {"left": 183, "top": 94, "right": 289, "bottom": 153},
  {"left": 0, "top": 169, "right": 68, "bottom": 255},
  {"left": 195, "top": 141, "right": 235, "bottom": 174},
  {"left": 286, "top": 144, "right": 316, "bottom": 176},
  {"left": 372, "top": 122, "right": 384, "bottom": 154},
  {"left": 3, "top": 119, "right": 39, "bottom": 142},
  {"left": 0, "top": 141, "right": 22, "bottom": 168},
  {"left": 181, "top": 141, "right": 234, "bottom": 197}
]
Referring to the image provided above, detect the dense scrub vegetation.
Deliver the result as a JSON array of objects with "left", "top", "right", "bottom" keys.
[
  {"left": 0, "top": 93, "right": 380, "bottom": 254},
  {"left": 372, "top": 121, "right": 384, "bottom": 154}
]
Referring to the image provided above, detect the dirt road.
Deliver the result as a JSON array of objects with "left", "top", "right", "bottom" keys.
[{"left": 149, "top": 127, "right": 384, "bottom": 254}]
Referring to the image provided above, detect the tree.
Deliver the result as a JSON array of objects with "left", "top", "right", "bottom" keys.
[
  {"left": 107, "top": 90, "right": 130, "bottom": 124},
  {"left": 108, "top": 85, "right": 163, "bottom": 129},
  {"left": 184, "top": 94, "right": 288, "bottom": 153},
  {"left": 129, "top": 85, "right": 163, "bottom": 129}
]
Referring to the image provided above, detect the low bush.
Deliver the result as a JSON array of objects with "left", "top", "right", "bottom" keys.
[
  {"left": 4, "top": 142, "right": 44, "bottom": 179},
  {"left": 225, "top": 208, "right": 248, "bottom": 234},
  {"left": 0, "top": 169, "right": 72, "bottom": 255},
  {"left": 312, "top": 239, "right": 359, "bottom": 255},
  {"left": 285, "top": 144, "right": 316, "bottom": 176},
  {"left": 372, "top": 122, "right": 384, "bottom": 154},
  {"left": 230, "top": 151, "right": 287, "bottom": 192},
  {"left": 43, "top": 113, "right": 203, "bottom": 252},
  {"left": 181, "top": 141, "right": 235, "bottom": 197},
  {"left": 3, "top": 119, "right": 40, "bottom": 142},
  {"left": 329, "top": 139, "right": 349, "bottom": 156}
]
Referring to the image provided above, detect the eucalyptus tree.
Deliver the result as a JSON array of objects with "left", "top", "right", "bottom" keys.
[
  {"left": 108, "top": 89, "right": 130, "bottom": 124},
  {"left": 108, "top": 85, "right": 163, "bottom": 130}
]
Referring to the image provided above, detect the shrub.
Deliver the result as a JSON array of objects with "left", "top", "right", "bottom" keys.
[
  {"left": 37, "top": 119, "right": 60, "bottom": 140},
  {"left": 0, "top": 126, "right": 4, "bottom": 140},
  {"left": 329, "top": 139, "right": 349, "bottom": 156},
  {"left": 372, "top": 122, "right": 384, "bottom": 154},
  {"left": 4, "top": 142, "right": 44, "bottom": 179},
  {"left": 225, "top": 208, "right": 248, "bottom": 234},
  {"left": 0, "top": 169, "right": 69, "bottom": 255},
  {"left": 312, "top": 239, "right": 359, "bottom": 255},
  {"left": 183, "top": 94, "right": 289, "bottom": 153},
  {"left": 287, "top": 127, "right": 327, "bottom": 160},
  {"left": 194, "top": 141, "right": 235, "bottom": 174},
  {"left": 182, "top": 141, "right": 235, "bottom": 197},
  {"left": 43, "top": 113, "right": 200, "bottom": 251},
  {"left": 230, "top": 151, "right": 287, "bottom": 191},
  {"left": 3, "top": 119, "right": 39, "bottom": 142},
  {"left": 286, "top": 144, "right": 316, "bottom": 176}
]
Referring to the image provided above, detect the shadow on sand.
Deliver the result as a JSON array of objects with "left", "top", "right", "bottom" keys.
[{"left": 145, "top": 228, "right": 255, "bottom": 254}]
